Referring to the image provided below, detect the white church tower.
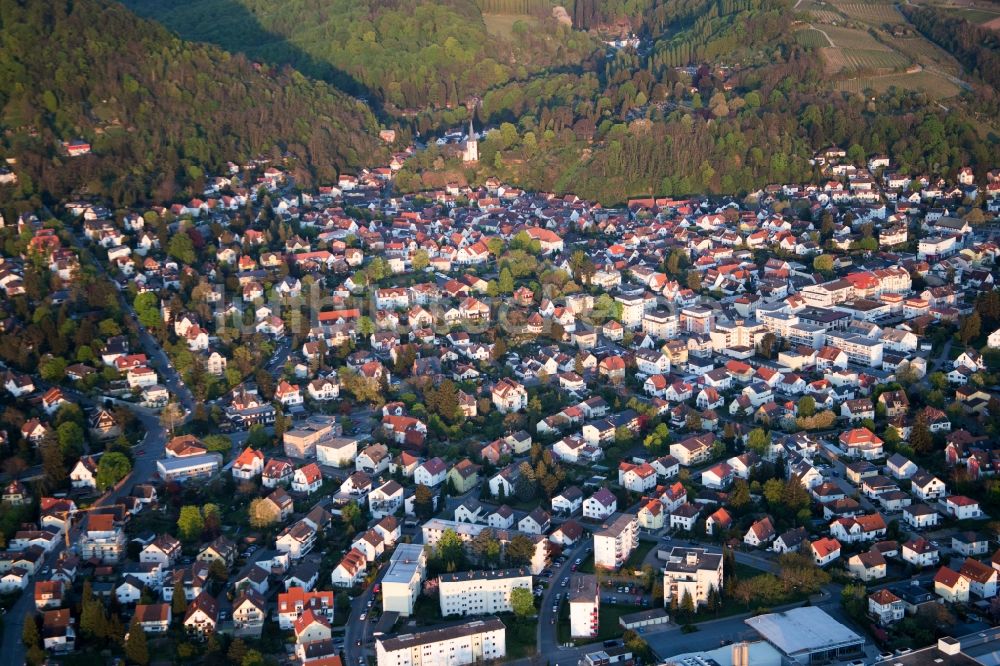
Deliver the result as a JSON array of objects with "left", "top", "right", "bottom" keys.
[{"left": 462, "top": 117, "right": 479, "bottom": 163}]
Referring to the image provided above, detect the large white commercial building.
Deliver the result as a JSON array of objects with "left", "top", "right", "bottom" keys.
[
  {"left": 438, "top": 568, "right": 532, "bottom": 617},
  {"left": 745, "top": 606, "right": 865, "bottom": 664},
  {"left": 155, "top": 453, "right": 222, "bottom": 483},
  {"left": 375, "top": 617, "right": 506, "bottom": 666},
  {"left": 569, "top": 574, "right": 599, "bottom": 638},
  {"left": 383, "top": 543, "right": 427, "bottom": 616},
  {"left": 594, "top": 513, "right": 638, "bottom": 570},
  {"left": 661, "top": 547, "right": 723, "bottom": 608}
]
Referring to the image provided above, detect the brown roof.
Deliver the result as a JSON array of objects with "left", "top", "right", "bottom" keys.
[
  {"left": 959, "top": 558, "right": 996, "bottom": 583},
  {"left": 134, "top": 603, "right": 170, "bottom": 624},
  {"left": 869, "top": 588, "right": 900, "bottom": 606},
  {"left": 184, "top": 591, "right": 218, "bottom": 623},
  {"left": 934, "top": 566, "right": 964, "bottom": 588}
]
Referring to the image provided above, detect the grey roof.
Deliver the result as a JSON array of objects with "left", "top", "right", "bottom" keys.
[
  {"left": 382, "top": 544, "right": 425, "bottom": 585},
  {"left": 378, "top": 617, "right": 505, "bottom": 652},
  {"left": 568, "top": 574, "right": 598, "bottom": 603},
  {"left": 438, "top": 568, "right": 531, "bottom": 584},
  {"left": 745, "top": 607, "right": 863, "bottom": 657}
]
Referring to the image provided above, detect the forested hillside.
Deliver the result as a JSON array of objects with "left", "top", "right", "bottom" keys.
[
  {"left": 900, "top": 5, "right": 1000, "bottom": 91},
  {"left": 122, "top": 0, "right": 598, "bottom": 111},
  {"left": 394, "top": 0, "right": 996, "bottom": 203},
  {"left": 0, "top": 0, "right": 385, "bottom": 207}
]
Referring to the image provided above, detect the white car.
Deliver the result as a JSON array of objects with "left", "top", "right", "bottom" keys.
[{"left": 359, "top": 613, "right": 366, "bottom": 621}]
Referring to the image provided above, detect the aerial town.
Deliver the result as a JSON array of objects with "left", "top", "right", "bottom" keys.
[{"left": 3, "top": 145, "right": 1000, "bottom": 666}]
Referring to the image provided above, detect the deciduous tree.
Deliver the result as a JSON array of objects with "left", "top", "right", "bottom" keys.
[
  {"left": 96, "top": 451, "right": 132, "bottom": 491},
  {"left": 177, "top": 505, "right": 205, "bottom": 541}
]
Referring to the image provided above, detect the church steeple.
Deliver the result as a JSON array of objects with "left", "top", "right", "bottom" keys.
[{"left": 463, "top": 116, "right": 478, "bottom": 163}]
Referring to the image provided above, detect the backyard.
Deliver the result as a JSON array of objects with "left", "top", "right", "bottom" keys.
[{"left": 557, "top": 601, "right": 646, "bottom": 644}]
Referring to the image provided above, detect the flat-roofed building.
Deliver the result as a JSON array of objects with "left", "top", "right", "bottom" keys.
[
  {"left": 745, "top": 606, "right": 865, "bottom": 664},
  {"left": 315, "top": 435, "right": 359, "bottom": 468},
  {"left": 375, "top": 617, "right": 506, "bottom": 666},
  {"left": 155, "top": 453, "right": 222, "bottom": 483},
  {"left": 661, "top": 547, "right": 723, "bottom": 609},
  {"left": 438, "top": 568, "right": 532, "bottom": 617},
  {"left": 797, "top": 307, "right": 851, "bottom": 331},
  {"left": 383, "top": 544, "right": 426, "bottom": 616},
  {"left": 283, "top": 415, "right": 341, "bottom": 459}
]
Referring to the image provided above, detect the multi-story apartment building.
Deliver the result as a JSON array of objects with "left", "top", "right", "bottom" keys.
[
  {"left": 594, "top": 513, "right": 638, "bottom": 570},
  {"left": 801, "top": 279, "right": 853, "bottom": 307},
  {"left": 569, "top": 574, "right": 599, "bottom": 638},
  {"left": 825, "top": 331, "right": 884, "bottom": 367},
  {"left": 383, "top": 544, "right": 426, "bottom": 616},
  {"left": 662, "top": 547, "right": 724, "bottom": 608},
  {"left": 679, "top": 305, "right": 713, "bottom": 334},
  {"left": 708, "top": 319, "right": 767, "bottom": 355},
  {"left": 438, "top": 568, "right": 532, "bottom": 617},
  {"left": 642, "top": 310, "right": 678, "bottom": 339},
  {"left": 375, "top": 617, "right": 506, "bottom": 666},
  {"left": 615, "top": 293, "right": 645, "bottom": 329}
]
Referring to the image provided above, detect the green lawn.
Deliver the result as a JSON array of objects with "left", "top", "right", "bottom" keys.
[
  {"left": 483, "top": 13, "right": 540, "bottom": 39},
  {"left": 624, "top": 540, "right": 657, "bottom": 570},
  {"left": 557, "top": 602, "right": 643, "bottom": 644},
  {"left": 579, "top": 541, "right": 656, "bottom": 577},
  {"left": 503, "top": 615, "right": 538, "bottom": 658},
  {"left": 412, "top": 595, "right": 445, "bottom": 625}
]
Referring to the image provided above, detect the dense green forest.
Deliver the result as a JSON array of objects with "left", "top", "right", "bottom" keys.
[
  {"left": 0, "top": 0, "right": 385, "bottom": 207},
  {"left": 394, "top": 0, "right": 996, "bottom": 203},
  {"left": 1, "top": 0, "right": 997, "bottom": 209},
  {"left": 122, "top": 0, "right": 598, "bottom": 111}
]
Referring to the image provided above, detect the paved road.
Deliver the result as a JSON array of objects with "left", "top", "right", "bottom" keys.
[
  {"left": 537, "top": 540, "right": 590, "bottom": 656},
  {"left": 344, "top": 560, "right": 391, "bottom": 666},
  {"left": 70, "top": 228, "right": 196, "bottom": 415}
]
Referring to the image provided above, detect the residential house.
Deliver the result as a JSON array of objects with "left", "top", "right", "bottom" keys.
[
  {"left": 848, "top": 550, "right": 887, "bottom": 581},
  {"left": 744, "top": 517, "right": 775, "bottom": 548},
  {"left": 810, "top": 538, "right": 842, "bottom": 567},
  {"left": 934, "top": 567, "right": 970, "bottom": 603}
]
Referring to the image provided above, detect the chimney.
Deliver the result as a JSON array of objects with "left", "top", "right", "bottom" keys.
[
  {"left": 732, "top": 642, "right": 750, "bottom": 666},
  {"left": 938, "top": 636, "right": 961, "bottom": 655}
]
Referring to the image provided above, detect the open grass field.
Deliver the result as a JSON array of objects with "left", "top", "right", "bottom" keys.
[
  {"left": 834, "top": 69, "right": 962, "bottom": 98},
  {"left": 483, "top": 13, "right": 539, "bottom": 38}
]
